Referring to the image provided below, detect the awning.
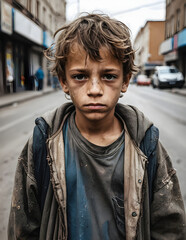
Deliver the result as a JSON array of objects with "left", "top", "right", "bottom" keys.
[
  {"left": 159, "top": 37, "right": 173, "bottom": 55},
  {"left": 178, "top": 29, "right": 186, "bottom": 48}
]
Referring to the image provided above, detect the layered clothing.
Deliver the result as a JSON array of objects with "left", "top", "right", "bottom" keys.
[{"left": 8, "top": 103, "right": 186, "bottom": 239}]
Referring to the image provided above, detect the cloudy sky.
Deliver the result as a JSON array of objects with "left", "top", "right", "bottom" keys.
[{"left": 66, "top": 0, "right": 165, "bottom": 41}]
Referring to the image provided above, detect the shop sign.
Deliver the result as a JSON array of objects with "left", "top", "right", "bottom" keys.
[
  {"left": 0, "top": 1, "right": 12, "bottom": 35},
  {"left": 14, "top": 9, "right": 42, "bottom": 45},
  {"left": 159, "top": 37, "right": 173, "bottom": 55},
  {"left": 178, "top": 29, "right": 186, "bottom": 48}
]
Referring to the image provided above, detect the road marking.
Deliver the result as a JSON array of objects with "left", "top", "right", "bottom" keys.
[
  {"left": 0, "top": 113, "right": 35, "bottom": 132},
  {"left": 129, "top": 85, "right": 186, "bottom": 108},
  {"left": 121, "top": 89, "right": 186, "bottom": 126},
  {"left": 0, "top": 104, "right": 58, "bottom": 133}
]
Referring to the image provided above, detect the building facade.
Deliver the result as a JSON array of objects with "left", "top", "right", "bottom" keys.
[
  {"left": 134, "top": 21, "right": 165, "bottom": 77},
  {"left": 159, "top": 0, "right": 186, "bottom": 79},
  {"left": 0, "top": 0, "right": 66, "bottom": 95}
]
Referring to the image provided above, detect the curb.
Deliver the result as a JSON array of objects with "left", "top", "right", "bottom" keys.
[
  {"left": 168, "top": 88, "right": 186, "bottom": 97},
  {"left": 172, "top": 92, "right": 186, "bottom": 97},
  {"left": 0, "top": 89, "right": 55, "bottom": 109}
]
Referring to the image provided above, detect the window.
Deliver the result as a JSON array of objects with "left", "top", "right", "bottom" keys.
[
  {"left": 176, "top": 9, "right": 180, "bottom": 32},
  {"left": 49, "top": 14, "right": 52, "bottom": 30},
  {"left": 166, "top": 0, "right": 172, "bottom": 6},
  {"left": 166, "top": 20, "right": 169, "bottom": 38},
  {"left": 55, "top": 18, "right": 57, "bottom": 32},
  {"left": 27, "top": 0, "right": 32, "bottom": 12},
  {"left": 36, "top": 0, "right": 40, "bottom": 19},
  {"left": 171, "top": 15, "right": 174, "bottom": 36},
  {"left": 43, "top": 7, "right": 46, "bottom": 24},
  {"left": 166, "top": 18, "right": 172, "bottom": 38}
]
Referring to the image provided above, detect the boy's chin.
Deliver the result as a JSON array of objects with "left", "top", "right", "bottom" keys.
[{"left": 80, "top": 111, "right": 112, "bottom": 122}]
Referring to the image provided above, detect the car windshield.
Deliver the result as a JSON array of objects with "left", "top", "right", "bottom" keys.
[{"left": 159, "top": 68, "right": 179, "bottom": 74}]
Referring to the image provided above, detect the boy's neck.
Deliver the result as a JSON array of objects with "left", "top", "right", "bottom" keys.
[{"left": 75, "top": 112, "right": 123, "bottom": 146}]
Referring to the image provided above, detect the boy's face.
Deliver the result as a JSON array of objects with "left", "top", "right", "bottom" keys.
[{"left": 60, "top": 43, "right": 130, "bottom": 122}]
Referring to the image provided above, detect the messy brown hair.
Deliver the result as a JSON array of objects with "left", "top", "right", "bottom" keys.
[{"left": 45, "top": 13, "right": 137, "bottom": 83}]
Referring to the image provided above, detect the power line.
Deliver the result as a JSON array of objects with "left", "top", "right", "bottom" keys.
[{"left": 111, "top": 0, "right": 165, "bottom": 16}]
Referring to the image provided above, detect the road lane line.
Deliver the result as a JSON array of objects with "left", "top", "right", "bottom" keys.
[
  {"left": 0, "top": 113, "right": 35, "bottom": 132},
  {"left": 0, "top": 104, "right": 58, "bottom": 133},
  {"left": 130, "top": 86, "right": 186, "bottom": 108}
]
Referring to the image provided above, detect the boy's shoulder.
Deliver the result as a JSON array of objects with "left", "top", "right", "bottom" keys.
[
  {"left": 116, "top": 103, "right": 153, "bottom": 146},
  {"left": 35, "top": 103, "right": 155, "bottom": 146},
  {"left": 39, "top": 102, "right": 74, "bottom": 135},
  {"left": 38, "top": 102, "right": 155, "bottom": 146}
]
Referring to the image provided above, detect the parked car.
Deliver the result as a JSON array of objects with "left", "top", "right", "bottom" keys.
[
  {"left": 136, "top": 74, "right": 151, "bottom": 86},
  {"left": 151, "top": 66, "right": 184, "bottom": 88}
]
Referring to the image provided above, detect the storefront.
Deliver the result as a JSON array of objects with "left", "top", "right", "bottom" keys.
[
  {"left": 0, "top": 0, "right": 13, "bottom": 94},
  {"left": 0, "top": 2, "right": 42, "bottom": 93},
  {"left": 43, "top": 30, "right": 53, "bottom": 87},
  {"left": 164, "top": 50, "right": 178, "bottom": 66},
  {"left": 143, "top": 62, "right": 163, "bottom": 77},
  {"left": 178, "top": 29, "right": 186, "bottom": 79},
  {"left": 0, "top": 2, "right": 44, "bottom": 94},
  {"left": 0, "top": 39, "right": 4, "bottom": 94},
  {"left": 13, "top": 42, "right": 28, "bottom": 91},
  {"left": 160, "top": 29, "right": 186, "bottom": 80},
  {"left": 0, "top": 1, "right": 56, "bottom": 94},
  {"left": 5, "top": 41, "right": 14, "bottom": 92},
  {"left": 159, "top": 37, "right": 177, "bottom": 66},
  {"left": 13, "top": 8, "right": 43, "bottom": 91}
]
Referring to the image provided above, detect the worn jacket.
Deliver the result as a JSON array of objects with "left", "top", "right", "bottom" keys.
[{"left": 8, "top": 103, "right": 186, "bottom": 240}]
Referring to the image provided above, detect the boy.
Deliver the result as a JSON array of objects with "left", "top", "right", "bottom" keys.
[{"left": 8, "top": 13, "right": 185, "bottom": 239}]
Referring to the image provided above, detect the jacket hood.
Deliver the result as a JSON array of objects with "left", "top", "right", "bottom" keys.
[
  {"left": 41, "top": 102, "right": 152, "bottom": 146},
  {"left": 42, "top": 102, "right": 74, "bottom": 136},
  {"left": 115, "top": 103, "right": 153, "bottom": 145}
]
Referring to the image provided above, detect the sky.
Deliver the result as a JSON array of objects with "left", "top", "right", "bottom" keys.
[{"left": 66, "top": 0, "right": 165, "bottom": 41}]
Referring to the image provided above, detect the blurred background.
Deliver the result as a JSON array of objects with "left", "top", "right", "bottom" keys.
[{"left": 0, "top": 0, "right": 186, "bottom": 239}]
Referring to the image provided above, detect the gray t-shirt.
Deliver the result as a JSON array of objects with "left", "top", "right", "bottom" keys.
[{"left": 63, "top": 112, "right": 125, "bottom": 240}]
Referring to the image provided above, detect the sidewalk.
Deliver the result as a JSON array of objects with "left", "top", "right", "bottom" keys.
[
  {"left": 0, "top": 86, "right": 186, "bottom": 109},
  {"left": 167, "top": 87, "right": 186, "bottom": 97},
  {"left": 0, "top": 87, "right": 55, "bottom": 109}
]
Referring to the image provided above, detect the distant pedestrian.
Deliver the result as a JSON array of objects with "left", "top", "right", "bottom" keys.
[
  {"left": 35, "top": 66, "right": 44, "bottom": 91},
  {"left": 52, "top": 74, "right": 60, "bottom": 90},
  {"left": 8, "top": 13, "right": 186, "bottom": 240}
]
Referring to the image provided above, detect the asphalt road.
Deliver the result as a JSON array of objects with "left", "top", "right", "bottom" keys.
[
  {"left": 120, "top": 85, "right": 186, "bottom": 206},
  {"left": 0, "top": 85, "right": 186, "bottom": 239}
]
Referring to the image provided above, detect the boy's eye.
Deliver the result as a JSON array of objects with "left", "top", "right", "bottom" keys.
[
  {"left": 102, "top": 74, "right": 117, "bottom": 81},
  {"left": 72, "top": 74, "right": 87, "bottom": 81}
]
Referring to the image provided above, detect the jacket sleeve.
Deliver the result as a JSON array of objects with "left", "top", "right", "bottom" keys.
[
  {"left": 151, "top": 141, "right": 186, "bottom": 240},
  {"left": 8, "top": 137, "right": 41, "bottom": 239}
]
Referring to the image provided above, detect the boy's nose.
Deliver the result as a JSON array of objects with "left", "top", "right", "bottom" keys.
[{"left": 87, "top": 78, "right": 103, "bottom": 96}]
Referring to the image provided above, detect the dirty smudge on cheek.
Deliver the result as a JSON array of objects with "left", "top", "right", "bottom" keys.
[{"left": 69, "top": 91, "right": 83, "bottom": 106}]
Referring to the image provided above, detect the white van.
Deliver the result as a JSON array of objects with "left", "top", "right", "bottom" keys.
[{"left": 152, "top": 66, "right": 184, "bottom": 88}]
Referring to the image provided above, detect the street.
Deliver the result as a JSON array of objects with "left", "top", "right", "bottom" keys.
[{"left": 0, "top": 85, "right": 186, "bottom": 239}]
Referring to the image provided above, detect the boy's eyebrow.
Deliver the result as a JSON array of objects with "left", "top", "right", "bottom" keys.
[
  {"left": 103, "top": 68, "right": 121, "bottom": 72},
  {"left": 69, "top": 68, "right": 121, "bottom": 73},
  {"left": 68, "top": 69, "right": 87, "bottom": 73}
]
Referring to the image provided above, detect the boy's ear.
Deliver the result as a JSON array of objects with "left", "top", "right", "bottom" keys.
[
  {"left": 59, "top": 77, "right": 69, "bottom": 94},
  {"left": 121, "top": 73, "right": 131, "bottom": 93}
]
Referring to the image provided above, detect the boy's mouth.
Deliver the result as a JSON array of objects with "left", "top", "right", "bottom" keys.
[{"left": 84, "top": 103, "right": 106, "bottom": 110}]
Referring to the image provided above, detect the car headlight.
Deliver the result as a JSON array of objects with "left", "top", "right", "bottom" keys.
[{"left": 177, "top": 73, "right": 184, "bottom": 81}]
